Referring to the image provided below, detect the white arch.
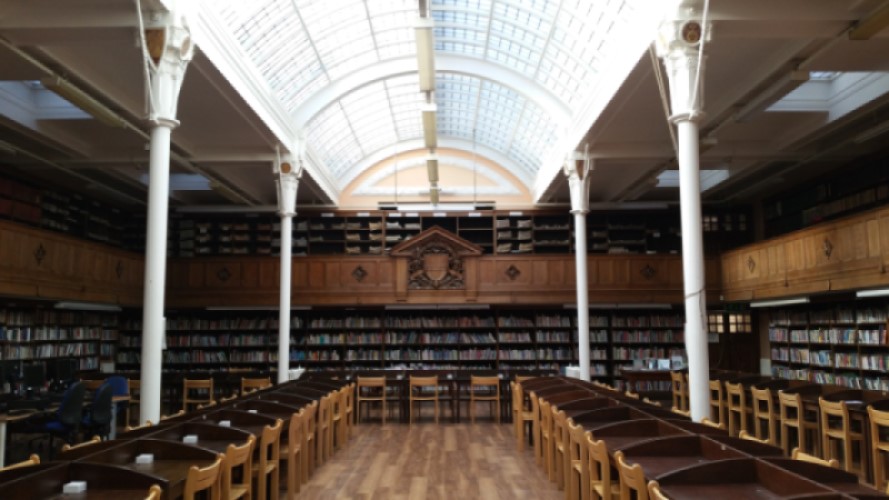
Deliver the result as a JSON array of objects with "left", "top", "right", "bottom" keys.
[
  {"left": 350, "top": 155, "right": 523, "bottom": 196},
  {"left": 337, "top": 137, "right": 534, "bottom": 190}
]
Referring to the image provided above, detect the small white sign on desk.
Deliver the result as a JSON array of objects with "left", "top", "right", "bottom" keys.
[
  {"left": 288, "top": 368, "right": 306, "bottom": 381},
  {"left": 565, "top": 366, "right": 581, "bottom": 379}
]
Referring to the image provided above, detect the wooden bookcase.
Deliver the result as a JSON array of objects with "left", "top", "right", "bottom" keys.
[
  {"left": 768, "top": 303, "right": 889, "bottom": 391},
  {"left": 0, "top": 307, "right": 117, "bottom": 372}
]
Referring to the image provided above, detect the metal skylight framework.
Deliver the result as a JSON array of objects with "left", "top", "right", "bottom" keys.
[{"left": 210, "top": 0, "right": 663, "bottom": 195}]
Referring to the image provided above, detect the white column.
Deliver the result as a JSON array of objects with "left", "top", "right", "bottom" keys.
[
  {"left": 276, "top": 153, "right": 301, "bottom": 384},
  {"left": 658, "top": 17, "right": 711, "bottom": 421},
  {"left": 139, "top": 9, "right": 193, "bottom": 425},
  {"left": 141, "top": 121, "right": 173, "bottom": 424},
  {"left": 564, "top": 153, "right": 592, "bottom": 381}
]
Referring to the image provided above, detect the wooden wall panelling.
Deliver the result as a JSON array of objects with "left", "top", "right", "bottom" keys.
[
  {"left": 721, "top": 206, "right": 889, "bottom": 301},
  {"left": 0, "top": 220, "right": 143, "bottom": 305}
]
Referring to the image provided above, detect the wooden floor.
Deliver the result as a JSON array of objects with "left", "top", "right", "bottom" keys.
[{"left": 296, "top": 423, "right": 563, "bottom": 500}]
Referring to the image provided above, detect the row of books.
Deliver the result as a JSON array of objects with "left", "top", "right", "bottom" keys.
[
  {"left": 0, "top": 310, "right": 118, "bottom": 326},
  {"left": 612, "top": 330, "right": 683, "bottom": 343},
  {"left": 771, "top": 308, "right": 889, "bottom": 325},
  {"left": 3, "top": 343, "right": 97, "bottom": 359},
  {"left": 611, "top": 315, "right": 684, "bottom": 328},
  {"left": 771, "top": 327, "right": 887, "bottom": 345},
  {"left": 122, "top": 317, "right": 304, "bottom": 331},
  {"left": 0, "top": 326, "right": 111, "bottom": 342},
  {"left": 308, "top": 317, "right": 383, "bottom": 328}
]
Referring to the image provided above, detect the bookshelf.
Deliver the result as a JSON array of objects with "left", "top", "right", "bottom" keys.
[
  {"left": 610, "top": 312, "right": 686, "bottom": 395},
  {"left": 768, "top": 303, "right": 889, "bottom": 391},
  {"left": 0, "top": 307, "right": 117, "bottom": 372},
  {"left": 116, "top": 312, "right": 300, "bottom": 371}
]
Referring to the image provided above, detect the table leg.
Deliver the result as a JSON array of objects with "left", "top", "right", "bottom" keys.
[
  {"left": 110, "top": 403, "right": 118, "bottom": 439},
  {"left": 0, "top": 420, "right": 7, "bottom": 468}
]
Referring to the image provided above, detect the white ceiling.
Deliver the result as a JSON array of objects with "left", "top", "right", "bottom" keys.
[{"left": 1, "top": 0, "right": 889, "bottom": 213}]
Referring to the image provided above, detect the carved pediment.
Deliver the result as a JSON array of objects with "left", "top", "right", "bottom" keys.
[{"left": 390, "top": 226, "right": 483, "bottom": 290}]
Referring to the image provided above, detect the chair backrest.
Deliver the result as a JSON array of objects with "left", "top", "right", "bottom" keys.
[
  {"left": 289, "top": 408, "right": 305, "bottom": 456},
  {"left": 129, "top": 379, "right": 141, "bottom": 400},
  {"left": 567, "top": 418, "right": 586, "bottom": 477},
  {"left": 241, "top": 376, "right": 271, "bottom": 394},
  {"left": 709, "top": 379, "right": 725, "bottom": 424},
  {"left": 647, "top": 480, "right": 668, "bottom": 500},
  {"left": 318, "top": 394, "right": 331, "bottom": 429},
  {"left": 104, "top": 375, "right": 129, "bottom": 397},
  {"left": 184, "top": 455, "right": 223, "bottom": 500},
  {"left": 58, "top": 381, "right": 87, "bottom": 427},
  {"left": 357, "top": 376, "right": 385, "bottom": 390},
  {"left": 258, "top": 419, "right": 284, "bottom": 474},
  {"left": 222, "top": 435, "right": 255, "bottom": 500},
  {"left": 61, "top": 435, "right": 101, "bottom": 452},
  {"left": 750, "top": 386, "right": 776, "bottom": 443},
  {"left": 615, "top": 451, "right": 649, "bottom": 500},
  {"left": 0, "top": 454, "right": 39, "bottom": 472},
  {"left": 819, "top": 397, "right": 850, "bottom": 437},
  {"left": 89, "top": 382, "right": 115, "bottom": 426},
  {"left": 304, "top": 400, "right": 317, "bottom": 438},
  {"left": 184, "top": 377, "right": 214, "bottom": 409},
  {"left": 792, "top": 446, "right": 839, "bottom": 468},
  {"left": 409, "top": 375, "right": 438, "bottom": 395},
  {"left": 160, "top": 409, "right": 185, "bottom": 421},
  {"left": 670, "top": 371, "right": 687, "bottom": 412},
  {"left": 586, "top": 436, "right": 614, "bottom": 499},
  {"left": 725, "top": 381, "right": 746, "bottom": 409},
  {"left": 470, "top": 375, "right": 500, "bottom": 391},
  {"left": 625, "top": 390, "right": 640, "bottom": 399},
  {"left": 701, "top": 417, "right": 726, "bottom": 430},
  {"left": 778, "top": 390, "right": 802, "bottom": 424}
]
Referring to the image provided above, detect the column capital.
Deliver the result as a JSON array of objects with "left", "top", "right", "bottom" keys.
[
  {"left": 142, "top": 7, "right": 193, "bottom": 123},
  {"left": 563, "top": 150, "right": 592, "bottom": 213},
  {"left": 656, "top": 16, "right": 711, "bottom": 122},
  {"left": 275, "top": 150, "right": 303, "bottom": 217}
]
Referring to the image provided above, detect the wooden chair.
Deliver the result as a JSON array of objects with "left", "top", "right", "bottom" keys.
[
  {"left": 708, "top": 379, "right": 726, "bottom": 428},
  {"left": 539, "top": 398, "right": 555, "bottom": 481},
  {"left": 221, "top": 435, "right": 255, "bottom": 500},
  {"left": 286, "top": 408, "right": 305, "bottom": 498},
  {"left": 183, "top": 377, "right": 214, "bottom": 412},
  {"left": 332, "top": 386, "right": 348, "bottom": 451},
  {"left": 302, "top": 400, "right": 317, "bottom": 484},
  {"left": 408, "top": 375, "right": 439, "bottom": 424},
  {"left": 0, "top": 454, "right": 39, "bottom": 472},
  {"left": 625, "top": 390, "right": 640, "bottom": 400},
  {"left": 252, "top": 418, "right": 283, "bottom": 500},
  {"left": 869, "top": 405, "right": 889, "bottom": 491},
  {"left": 145, "top": 484, "right": 162, "bottom": 500},
  {"left": 316, "top": 393, "right": 332, "bottom": 465},
  {"left": 820, "top": 397, "right": 867, "bottom": 480},
  {"left": 750, "top": 386, "right": 778, "bottom": 445},
  {"left": 669, "top": 371, "right": 688, "bottom": 413},
  {"left": 551, "top": 407, "right": 569, "bottom": 489},
  {"left": 586, "top": 435, "right": 619, "bottom": 500},
  {"left": 724, "top": 381, "right": 751, "bottom": 437},
  {"left": 469, "top": 375, "right": 501, "bottom": 424},
  {"left": 512, "top": 381, "right": 534, "bottom": 451},
  {"left": 738, "top": 430, "right": 770, "bottom": 444},
  {"left": 356, "top": 376, "right": 387, "bottom": 424},
  {"left": 241, "top": 376, "right": 271, "bottom": 395},
  {"left": 647, "top": 480, "right": 668, "bottom": 500},
  {"left": 792, "top": 446, "right": 839, "bottom": 468},
  {"left": 220, "top": 392, "right": 239, "bottom": 403},
  {"left": 567, "top": 419, "right": 589, "bottom": 500},
  {"left": 184, "top": 454, "right": 224, "bottom": 500},
  {"left": 343, "top": 382, "right": 355, "bottom": 439},
  {"left": 778, "top": 390, "right": 820, "bottom": 457},
  {"left": 61, "top": 435, "right": 101, "bottom": 452},
  {"left": 530, "top": 391, "right": 545, "bottom": 467},
  {"left": 615, "top": 451, "right": 648, "bottom": 500},
  {"left": 642, "top": 397, "right": 661, "bottom": 407},
  {"left": 197, "top": 399, "right": 218, "bottom": 410}
]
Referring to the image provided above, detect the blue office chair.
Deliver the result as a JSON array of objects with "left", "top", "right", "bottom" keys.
[
  {"left": 26, "top": 381, "right": 86, "bottom": 459},
  {"left": 81, "top": 382, "right": 113, "bottom": 440}
]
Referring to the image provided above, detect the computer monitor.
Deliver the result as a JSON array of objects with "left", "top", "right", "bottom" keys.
[{"left": 23, "top": 363, "right": 45, "bottom": 391}]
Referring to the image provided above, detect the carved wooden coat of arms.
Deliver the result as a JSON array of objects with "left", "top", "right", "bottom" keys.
[{"left": 389, "top": 226, "right": 483, "bottom": 293}]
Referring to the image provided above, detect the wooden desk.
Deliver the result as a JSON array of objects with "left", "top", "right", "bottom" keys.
[
  {"left": 0, "top": 408, "right": 44, "bottom": 467},
  {"left": 617, "top": 435, "right": 746, "bottom": 478},
  {"left": 127, "top": 459, "right": 214, "bottom": 499},
  {"left": 0, "top": 462, "right": 166, "bottom": 500}
]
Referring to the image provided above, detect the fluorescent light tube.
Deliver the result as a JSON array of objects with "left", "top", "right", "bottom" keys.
[
  {"left": 421, "top": 104, "right": 437, "bottom": 149},
  {"left": 40, "top": 76, "right": 128, "bottom": 128},
  {"left": 426, "top": 156, "right": 439, "bottom": 183},
  {"left": 415, "top": 17, "right": 435, "bottom": 92},
  {"left": 55, "top": 301, "right": 122, "bottom": 312},
  {"left": 856, "top": 289, "right": 889, "bottom": 298},
  {"left": 749, "top": 297, "right": 809, "bottom": 308}
]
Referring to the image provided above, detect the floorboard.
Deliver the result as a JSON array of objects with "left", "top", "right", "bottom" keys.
[{"left": 295, "top": 422, "right": 563, "bottom": 499}]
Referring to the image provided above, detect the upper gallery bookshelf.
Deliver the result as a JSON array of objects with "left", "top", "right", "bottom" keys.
[
  {"left": 166, "top": 208, "right": 751, "bottom": 258},
  {"left": 767, "top": 302, "right": 889, "bottom": 391}
]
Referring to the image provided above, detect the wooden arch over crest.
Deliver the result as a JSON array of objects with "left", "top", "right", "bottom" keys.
[{"left": 389, "top": 226, "right": 483, "bottom": 301}]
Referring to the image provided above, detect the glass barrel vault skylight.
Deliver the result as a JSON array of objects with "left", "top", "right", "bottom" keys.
[{"left": 209, "top": 0, "right": 659, "bottom": 192}]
